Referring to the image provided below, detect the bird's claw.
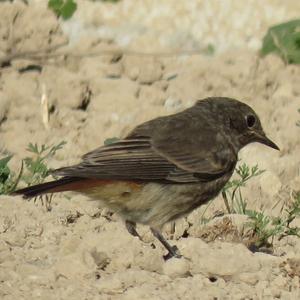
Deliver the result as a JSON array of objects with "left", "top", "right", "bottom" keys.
[{"left": 163, "top": 245, "right": 182, "bottom": 260}]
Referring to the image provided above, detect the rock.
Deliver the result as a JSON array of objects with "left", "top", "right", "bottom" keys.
[
  {"left": 162, "top": 257, "right": 190, "bottom": 278},
  {"left": 179, "top": 238, "right": 261, "bottom": 278}
]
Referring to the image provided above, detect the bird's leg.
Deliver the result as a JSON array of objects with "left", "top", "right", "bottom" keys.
[
  {"left": 150, "top": 227, "right": 182, "bottom": 260},
  {"left": 125, "top": 220, "right": 143, "bottom": 240}
]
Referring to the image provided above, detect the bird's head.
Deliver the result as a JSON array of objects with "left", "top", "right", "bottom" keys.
[{"left": 197, "top": 97, "right": 280, "bottom": 152}]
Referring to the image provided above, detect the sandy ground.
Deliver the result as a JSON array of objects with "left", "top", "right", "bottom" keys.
[{"left": 1, "top": 1, "right": 300, "bottom": 299}]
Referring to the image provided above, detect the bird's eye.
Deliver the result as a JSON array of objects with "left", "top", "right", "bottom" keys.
[{"left": 246, "top": 115, "right": 256, "bottom": 128}]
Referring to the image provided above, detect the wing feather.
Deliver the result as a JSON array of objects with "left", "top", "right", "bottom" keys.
[{"left": 53, "top": 106, "right": 237, "bottom": 183}]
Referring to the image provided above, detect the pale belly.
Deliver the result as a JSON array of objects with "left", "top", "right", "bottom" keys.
[{"left": 78, "top": 175, "right": 230, "bottom": 228}]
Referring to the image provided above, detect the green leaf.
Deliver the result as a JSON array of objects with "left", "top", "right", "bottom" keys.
[
  {"left": 26, "top": 143, "right": 39, "bottom": 154},
  {"left": 48, "top": 0, "right": 63, "bottom": 14},
  {"left": 261, "top": 19, "right": 300, "bottom": 64},
  {"left": 0, "top": 155, "right": 12, "bottom": 168},
  {"left": 48, "top": 0, "right": 77, "bottom": 20},
  {"left": 60, "top": 0, "right": 77, "bottom": 20},
  {"left": 0, "top": 155, "right": 12, "bottom": 184}
]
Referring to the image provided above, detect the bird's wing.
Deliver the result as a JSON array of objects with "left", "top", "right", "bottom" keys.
[
  {"left": 53, "top": 113, "right": 237, "bottom": 183},
  {"left": 53, "top": 138, "right": 183, "bottom": 182},
  {"left": 128, "top": 109, "right": 238, "bottom": 178}
]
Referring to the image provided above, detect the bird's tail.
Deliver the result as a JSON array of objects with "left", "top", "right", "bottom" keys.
[{"left": 12, "top": 177, "right": 81, "bottom": 199}]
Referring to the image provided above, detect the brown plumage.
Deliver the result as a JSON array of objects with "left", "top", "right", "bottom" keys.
[{"left": 13, "top": 97, "right": 279, "bottom": 259}]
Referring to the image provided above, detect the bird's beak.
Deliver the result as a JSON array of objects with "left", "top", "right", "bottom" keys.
[{"left": 254, "top": 131, "right": 280, "bottom": 150}]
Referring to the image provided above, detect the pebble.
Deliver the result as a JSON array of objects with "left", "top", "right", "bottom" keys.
[{"left": 162, "top": 257, "right": 190, "bottom": 278}]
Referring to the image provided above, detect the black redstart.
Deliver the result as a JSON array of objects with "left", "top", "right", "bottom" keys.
[{"left": 14, "top": 97, "right": 279, "bottom": 259}]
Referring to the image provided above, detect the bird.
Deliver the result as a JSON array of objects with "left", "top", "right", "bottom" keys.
[{"left": 13, "top": 97, "right": 279, "bottom": 260}]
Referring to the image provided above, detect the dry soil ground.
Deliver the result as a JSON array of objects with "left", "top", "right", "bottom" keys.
[{"left": 1, "top": 1, "right": 300, "bottom": 299}]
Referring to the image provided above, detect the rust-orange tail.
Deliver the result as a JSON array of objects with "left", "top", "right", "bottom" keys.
[
  {"left": 12, "top": 177, "right": 82, "bottom": 199},
  {"left": 12, "top": 177, "right": 117, "bottom": 199}
]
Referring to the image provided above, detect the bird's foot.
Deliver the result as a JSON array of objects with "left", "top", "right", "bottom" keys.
[{"left": 163, "top": 245, "right": 182, "bottom": 261}]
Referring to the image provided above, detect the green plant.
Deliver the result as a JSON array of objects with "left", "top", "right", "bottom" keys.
[
  {"left": 22, "top": 141, "right": 66, "bottom": 186},
  {"left": 245, "top": 192, "right": 300, "bottom": 249},
  {"left": 0, "top": 155, "right": 23, "bottom": 195},
  {"left": 261, "top": 19, "right": 300, "bottom": 64},
  {"left": 221, "top": 163, "right": 300, "bottom": 250},
  {"left": 278, "top": 191, "right": 300, "bottom": 240},
  {"left": 245, "top": 210, "right": 282, "bottom": 249},
  {"left": 222, "top": 163, "right": 265, "bottom": 214},
  {"left": 0, "top": 141, "right": 66, "bottom": 195},
  {"left": 48, "top": 0, "right": 77, "bottom": 20}
]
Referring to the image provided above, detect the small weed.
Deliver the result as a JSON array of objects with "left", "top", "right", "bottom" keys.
[
  {"left": 0, "top": 141, "right": 66, "bottom": 195},
  {"left": 0, "top": 155, "right": 23, "bottom": 195},
  {"left": 47, "top": 0, "right": 121, "bottom": 20},
  {"left": 222, "top": 163, "right": 265, "bottom": 214},
  {"left": 221, "top": 163, "right": 300, "bottom": 251},
  {"left": 22, "top": 141, "right": 66, "bottom": 186},
  {"left": 245, "top": 192, "right": 300, "bottom": 250},
  {"left": 48, "top": 0, "right": 77, "bottom": 20},
  {"left": 245, "top": 210, "right": 282, "bottom": 250},
  {"left": 278, "top": 191, "right": 300, "bottom": 240}
]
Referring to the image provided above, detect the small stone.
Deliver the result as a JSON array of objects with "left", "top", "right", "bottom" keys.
[
  {"left": 180, "top": 239, "right": 261, "bottom": 277},
  {"left": 163, "top": 257, "right": 190, "bottom": 278}
]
